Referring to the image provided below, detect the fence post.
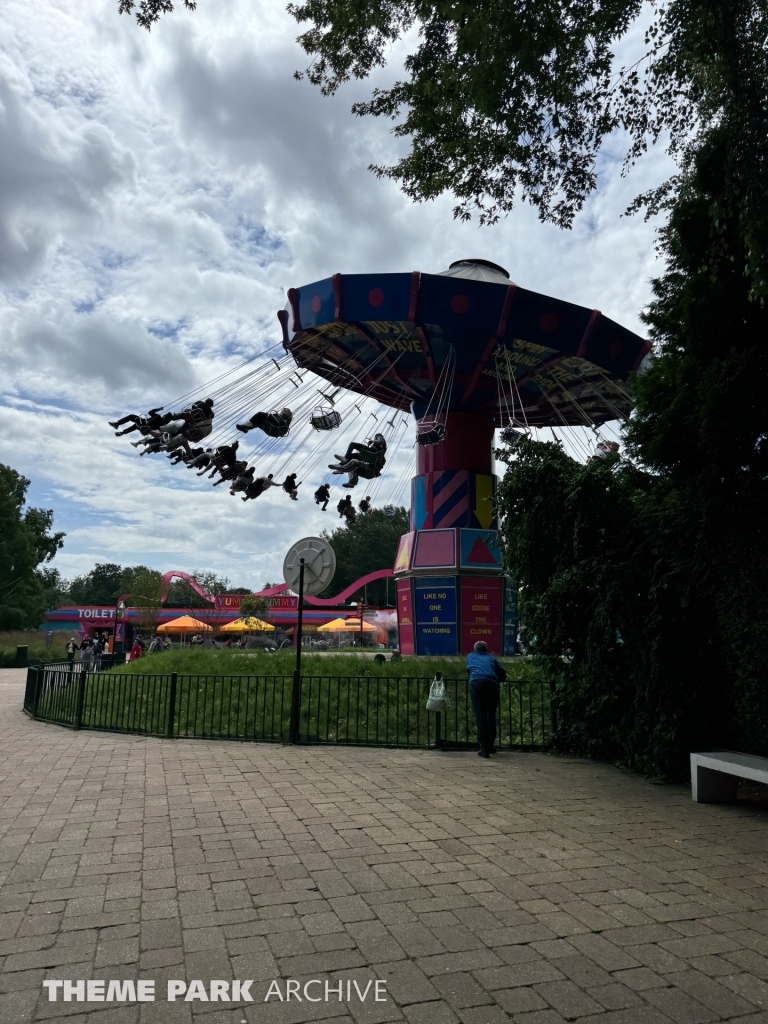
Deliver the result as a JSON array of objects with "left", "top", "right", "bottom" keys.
[
  {"left": 434, "top": 711, "right": 443, "bottom": 751},
  {"left": 289, "top": 671, "right": 302, "bottom": 744},
  {"left": 74, "top": 668, "right": 88, "bottom": 730},
  {"left": 167, "top": 673, "right": 178, "bottom": 738},
  {"left": 549, "top": 680, "right": 557, "bottom": 742},
  {"left": 289, "top": 559, "right": 305, "bottom": 744},
  {"left": 32, "top": 666, "right": 43, "bottom": 716},
  {"left": 23, "top": 665, "right": 38, "bottom": 713}
]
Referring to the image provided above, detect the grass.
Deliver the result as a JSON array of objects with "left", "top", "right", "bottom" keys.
[
  {"left": 102, "top": 647, "right": 539, "bottom": 680},
  {"left": 0, "top": 630, "right": 69, "bottom": 667}
]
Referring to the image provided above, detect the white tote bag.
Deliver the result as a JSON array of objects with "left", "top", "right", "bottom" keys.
[{"left": 426, "top": 674, "right": 450, "bottom": 713}]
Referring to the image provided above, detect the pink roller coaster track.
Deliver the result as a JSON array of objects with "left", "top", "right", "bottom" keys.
[
  {"left": 253, "top": 569, "right": 394, "bottom": 607},
  {"left": 117, "top": 568, "right": 394, "bottom": 611}
]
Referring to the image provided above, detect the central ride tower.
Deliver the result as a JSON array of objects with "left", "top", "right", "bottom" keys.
[{"left": 393, "top": 408, "right": 512, "bottom": 656}]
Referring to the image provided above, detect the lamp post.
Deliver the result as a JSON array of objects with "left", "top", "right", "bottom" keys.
[
  {"left": 289, "top": 558, "right": 305, "bottom": 744},
  {"left": 295, "top": 559, "right": 305, "bottom": 674},
  {"left": 114, "top": 598, "right": 127, "bottom": 657}
]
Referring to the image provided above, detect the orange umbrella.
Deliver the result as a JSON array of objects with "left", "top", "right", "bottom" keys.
[
  {"left": 157, "top": 615, "right": 213, "bottom": 634},
  {"left": 317, "top": 617, "right": 376, "bottom": 632}
]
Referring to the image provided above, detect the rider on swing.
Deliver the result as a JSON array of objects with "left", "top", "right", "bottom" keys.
[
  {"left": 329, "top": 433, "right": 387, "bottom": 488},
  {"left": 282, "top": 473, "right": 301, "bottom": 501},
  {"left": 241, "top": 474, "right": 279, "bottom": 502},
  {"left": 131, "top": 398, "right": 214, "bottom": 456},
  {"left": 314, "top": 483, "right": 331, "bottom": 511},
  {"left": 236, "top": 408, "right": 292, "bottom": 437},
  {"left": 110, "top": 407, "right": 172, "bottom": 436}
]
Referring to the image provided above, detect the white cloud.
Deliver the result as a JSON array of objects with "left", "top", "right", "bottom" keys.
[{"left": 0, "top": 0, "right": 674, "bottom": 586}]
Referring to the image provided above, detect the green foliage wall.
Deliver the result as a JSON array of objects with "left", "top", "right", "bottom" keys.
[
  {"left": 497, "top": 130, "right": 768, "bottom": 778},
  {"left": 497, "top": 438, "right": 730, "bottom": 779}
]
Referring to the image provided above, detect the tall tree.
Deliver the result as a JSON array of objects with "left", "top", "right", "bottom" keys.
[
  {"left": 127, "top": 567, "right": 165, "bottom": 633},
  {"left": 497, "top": 123, "right": 768, "bottom": 776},
  {"left": 238, "top": 595, "right": 270, "bottom": 620},
  {"left": 320, "top": 507, "right": 408, "bottom": 604},
  {"left": 118, "top": 0, "right": 768, "bottom": 296},
  {"left": 0, "top": 465, "right": 65, "bottom": 630},
  {"left": 67, "top": 563, "right": 125, "bottom": 605}
]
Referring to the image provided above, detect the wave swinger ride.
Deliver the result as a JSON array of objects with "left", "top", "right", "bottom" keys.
[{"left": 111, "top": 258, "right": 648, "bottom": 656}]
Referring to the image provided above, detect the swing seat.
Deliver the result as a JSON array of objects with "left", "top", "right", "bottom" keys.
[
  {"left": 188, "top": 406, "right": 209, "bottom": 426},
  {"left": 160, "top": 419, "right": 186, "bottom": 443},
  {"left": 261, "top": 413, "right": 291, "bottom": 438},
  {"left": 417, "top": 421, "right": 445, "bottom": 446},
  {"left": 501, "top": 424, "right": 529, "bottom": 444},
  {"left": 311, "top": 407, "right": 342, "bottom": 431},
  {"left": 185, "top": 422, "right": 212, "bottom": 444},
  {"left": 348, "top": 459, "right": 383, "bottom": 481}
]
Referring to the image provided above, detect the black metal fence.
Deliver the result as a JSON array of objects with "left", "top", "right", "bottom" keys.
[{"left": 23, "top": 664, "right": 552, "bottom": 750}]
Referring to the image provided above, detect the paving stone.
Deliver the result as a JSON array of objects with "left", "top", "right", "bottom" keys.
[
  {"left": 722, "top": 949, "right": 768, "bottom": 980},
  {"left": 473, "top": 960, "right": 565, "bottom": 991},
  {"left": 569, "top": 934, "right": 641, "bottom": 971},
  {"left": 430, "top": 972, "right": 493, "bottom": 1009},
  {"left": 459, "top": 1007, "right": 513, "bottom": 1024},
  {"left": 586, "top": 984, "right": 644, "bottom": 1010},
  {"left": 658, "top": 936, "right": 743, "bottom": 959},
  {"left": 401, "top": 1002, "right": 458, "bottom": 1024},
  {"left": 512, "top": 1010, "right": 569, "bottom": 1024},
  {"left": 556, "top": 956, "right": 615, "bottom": 989},
  {"left": 533, "top": 979, "right": 604, "bottom": 1017},
  {"left": 493, "top": 987, "right": 549, "bottom": 1014},
  {"left": 720, "top": 973, "right": 768, "bottom": 1008},
  {"left": 612, "top": 969, "right": 668, "bottom": 992},
  {"left": 418, "top": 948, "right": 503, "bottom": 976},
  {"left": 665, "top": 969, "right": 756, "bottom": 1016},
  {"left": 387, "top": 925, "right": 445, "bottom": 957},
  {"left": 374, "top": 961, "right": 439, "bottom": 1005},
  {"left": 642, "top": 987, "right": 719, "bottom": 1024},
  {"left": 578, "top": 1009, "right": 673, "bottom": 1024}
]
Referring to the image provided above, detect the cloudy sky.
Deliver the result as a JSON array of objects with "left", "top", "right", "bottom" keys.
[{"left": 0, "top": 0, "right": 672, "bottom": 591}]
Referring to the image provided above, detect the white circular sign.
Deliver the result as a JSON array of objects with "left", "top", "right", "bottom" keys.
[{"left": 282, "top": 536, "right": 337, "bottom": 596}]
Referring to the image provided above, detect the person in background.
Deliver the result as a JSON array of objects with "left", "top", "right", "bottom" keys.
[
  {"left": 128, "top": 639, "right": 143, "bottom": 661},
  {"left": 79, "top": 637, "right": 94, "bottom": 669},
  {"left": 92, "top": 634, "right": 103, "bottom": 671},
  {"left": 465, "top": 640, "right": 506, "bottom": 758},
  {"left": 66, "top": 637, "right": 78, "bottom": 668}
]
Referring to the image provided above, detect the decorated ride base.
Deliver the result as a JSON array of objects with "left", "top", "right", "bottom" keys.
[{"left": 391, "top": 411, "right": 515, "bottom": 656}]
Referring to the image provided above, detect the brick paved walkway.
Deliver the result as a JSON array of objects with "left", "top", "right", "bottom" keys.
[{"left": 0, "top": 670, "right": 767, "bottom": 1024}]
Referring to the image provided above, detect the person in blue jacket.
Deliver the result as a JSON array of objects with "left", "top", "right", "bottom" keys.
[{"left": 465, "top": 641, "right": 506, "bottom": 758}]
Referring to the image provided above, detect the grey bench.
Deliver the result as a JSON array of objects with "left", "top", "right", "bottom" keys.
[{"left": 690, "top": 751, "right": 768, "bottom": 802}]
